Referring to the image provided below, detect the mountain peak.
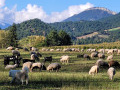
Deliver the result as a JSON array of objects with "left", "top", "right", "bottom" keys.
[
  {"left": 86, "top": 7, "right": 116, "bottom": 15},
  {"left": 63, "top": 7, "right": 117, "bottom": 22}
]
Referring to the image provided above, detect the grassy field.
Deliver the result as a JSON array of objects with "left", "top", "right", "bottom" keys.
[
  {"left": 0, "top": 48, "right": 120, "bottom": 90},
  {"left": 108, "top": 27, "right": 120, "bottom": 31}
]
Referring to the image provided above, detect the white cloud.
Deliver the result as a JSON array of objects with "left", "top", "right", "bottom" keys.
[
  {"left": 15, "top": 4, "right": 48, "bottom": 23},
  {"left": 0, "top": 0, "right": 5, "bottom": 8},
  {"left": 0, "top": 6, "right": 16, "bottom": 24},
  {"left": 45, "top": 2, "right": 94, "bottom": 23},
  {"left": 0, "top": 1, "right": 94, "bottom": 24}
]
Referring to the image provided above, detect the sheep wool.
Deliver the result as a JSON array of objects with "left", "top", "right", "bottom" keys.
[
  {"left": 89, "top": 65, "right": 99, "bottom": 75},
  {"left": 107, "top": 67, "right": 116, "bottom": 80},
  {"left": 5, "top": 64, "right": 18, "bottom": 69}
]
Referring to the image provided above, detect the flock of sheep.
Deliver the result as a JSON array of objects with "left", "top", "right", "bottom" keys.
[{"left": 4, "top": 46, "right": 120, "bottom": 85}]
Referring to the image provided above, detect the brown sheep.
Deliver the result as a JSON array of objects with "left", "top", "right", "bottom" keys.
[{"left": 108, "top": 60, "right": 120, "bottom": 68}]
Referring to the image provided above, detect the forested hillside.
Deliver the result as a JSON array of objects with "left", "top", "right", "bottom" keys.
[
  {"left": 50, "top": 21, "right": 109, "bottom": 39},
  {"left": 5, "top": 12, "right": 120, "bottom": 44},
  {"left": 6, "top": 19, "right": 56, "bottom": 39}
]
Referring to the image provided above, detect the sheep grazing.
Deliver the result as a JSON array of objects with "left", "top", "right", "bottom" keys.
[
  {"left": 47, "top": 63, "right": 61, "bottom": 72},
  {"left": 56, "top": 49, "right": 62, "bottom": 51},
  {"left": 7, "top": 46, "right": 14, "bottom": 50},
  {"left": 95, "top": 59, "right": 109, "bottom": 68},
  {"left": 98, "top": 49, "right": 105, "bottom": 54},
  {"left": 22, "top": 62, "right": 33, "bottom": 72},
  {"left": 5, "top": 64, "right": 18, "bottom": 70},
  {"left": 98, "top": 53, "right": 105, "bottom": 59},
  {"left": 77, "top": 54, "right": 84, "bottom": 58},
  {"left": 117, "top": 49, "right": 120, "bottom": 55},
  {"left": 30, "top": 51, "right": 42, "bottom": 57},
  {"left": 60, "top": 55, "right": 69, "bottom": 63},
  {"left": 89, "top": 65, "right": 99, "bottom": 75},
  {"left": 4, "top": 55, "right": 16, "bottom": 65},
  {"left": 107, "top": 55, "right": 113, "bottom": 61},
  {"left": 108, "top": 60, "right": 120, "bottom": 68},
  {"left": 12, "top": 50, "right": 20, "bottom": 57},
  {"left": 4, "top": 55, "right": 22, "bottom": 67},
  {"left": 31, "top": 54, "right": 39, "bottom": 61},
  {"left": 30, "top": 47, "right": 38, "bottom": 51},
  {"left": 44, "top": 56, "right": 52, "bottom": 63},
  {"left": 9, "top": 67, "right": 29, "bottom": 85},
  {"left": 107, "top": 49, "right": 114, "bottom": 54},
  {"left": 83, "top": 54, "right": 90, "bottom": 60},
  {"left": 91, "top": 52, "right": 98, "bottom": 59},
  {"left": 107, "top": 67, "right": 116, "bottom": 80},
  {"left": 31, "top": 62, "right": 46, "bottom": 71},
  {"left": 22, "top": 59, "right": 35, "bottom": 63}
]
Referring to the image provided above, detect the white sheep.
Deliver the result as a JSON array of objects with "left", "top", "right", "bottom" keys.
[
  {"left": 107, "top": 55, "right": 113, "bottom": 61},
  {"left": 31, "top": 62, "right": 46, "bottom": 71},
  {"left": 60, "top": 55, "right": 69, "bottom": 63},
  {"left": 7, "top": 46, "right": 14, "bottom": 50},
  {"left": 9, "top": 67, "right": 29, "bottom": 85},
  {"left": 56, "top": 49, "right": 62, "bottom": 51},
  {"left": 107, "top": 49, "right": 114, "bottom": 54},
  {"left": 31, "top": 47, "right": 38, "bottom": 51},
  {"left": 98, "top": 49, "right": 105, "bottom": 53},
  {"left": 117, "top": 49, "right": 120, "bottom": 55},
  {"left": 5, "top": 64, "right": 18, "bottom": 70},
  {"left": 89, "top": 65, "right": 99, "bottom": 75},
  {"left": 50, "top": 49, "right": 54, "bottom": 51},
  {"left": 107, "top": 67, "right": 116, "bottom": 80},
  {"left": 47, "top": 63, "right": 61, "bottom": 72},
  {"left": 22, "top": 62, "right": 33, "bottom": 72}
]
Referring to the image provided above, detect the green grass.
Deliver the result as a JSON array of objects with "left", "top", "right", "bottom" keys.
[
  {"left": 108, "top": 27, "right": 120, "bottom": 31},
  {"left": 0, "top": 49, "right": 120, "bottom": 89}
]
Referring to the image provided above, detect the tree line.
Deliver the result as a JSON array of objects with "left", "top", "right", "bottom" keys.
[{"left": 0, "top": 24, "right": 71, "bottom": 48}]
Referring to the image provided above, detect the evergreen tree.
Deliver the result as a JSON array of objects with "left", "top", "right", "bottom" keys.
[
  {"left": 8, "top": 23, "right": 18, "bottom": 47},
  {"left": 45, "top": 30, "right": 60, "bottom": 46},
  {"left": 58, "top": 30, "right": 71, "bottom": 45}
]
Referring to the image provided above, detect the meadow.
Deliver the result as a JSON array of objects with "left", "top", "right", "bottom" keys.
[{"left": 0, "top": 47, "right": 120, "bottom": 90}]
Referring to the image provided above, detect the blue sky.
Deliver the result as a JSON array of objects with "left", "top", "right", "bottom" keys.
[{"left": 0, "top": 0, "right": 120, "bottom": 24}]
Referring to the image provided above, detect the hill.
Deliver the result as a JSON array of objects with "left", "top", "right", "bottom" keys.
[
  {"left": 6, "top": 12, "right": 120, "bottom": 44},
  {"left": 6, "top": 19, "right": 56, "bottom": 39},
  {"left": 64, "top": 7, "right": 116, "bottom": 22},
  {"left": 99, "top": 12, "right": 120, "bottom": 28}
]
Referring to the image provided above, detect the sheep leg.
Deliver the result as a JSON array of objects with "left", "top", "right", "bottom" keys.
[
  {"left": 67, "top": 60, "right": 68, "bottom": 63},
  {"left": 96, "top": 69, "right": 97, "bottom": 74},
  {"left": 56, "top": 68, "right": 59, "bottom": 72},
  {"left": 52, "top": 68, "right": 54, "bottom": 71}
]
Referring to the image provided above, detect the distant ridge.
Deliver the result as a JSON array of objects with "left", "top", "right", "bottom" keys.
[
  {"left": 64, "top": 7, "right": 116, "bottom": 22},
  {"left": 86, "top": 7, "right": 116, "bottom": 15},
  {"left": 0, "top": 21, "right": 10, "bottom": 29}
]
